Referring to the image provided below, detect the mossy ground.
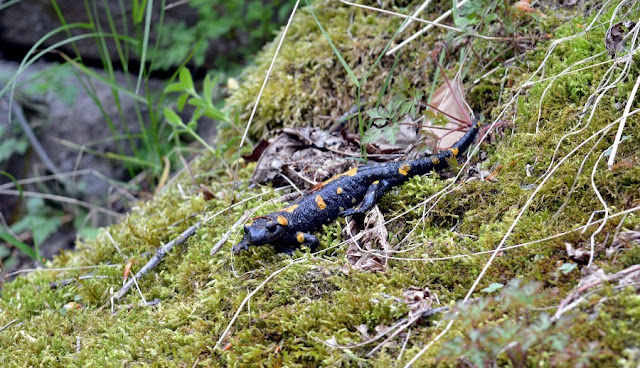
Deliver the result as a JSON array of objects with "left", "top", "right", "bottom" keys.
[{"left": 2, "top": 1, "right": 640, "bottom": 366}]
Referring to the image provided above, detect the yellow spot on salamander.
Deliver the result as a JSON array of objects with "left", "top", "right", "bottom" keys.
[
  {"left": 245, "top": 220, "right": 253, "bottom": 226},
  {"left": 450, "top": 147, "right": 459, "bottom": 156},
  {"left": 276, "top": 215, "right": 288, "bottom": 226},
  {"left": 337, "top": 187, "right": 343, "bottom": 195},
  {"left": 398, "top": 164, "right": 411, "bottom": 176},
  {"left": 431, "top": 157, "right": 440, "bottom": 165},
  {"left": 284, "top": 204, "right": 299, "bottom": 213},
  {"left": 296, "top": 232, "right": 305, "bottom": 244},
  {"left": 373, "top": 180, "right": 380, "bottom": 184},
  {"left": 315, "top": 195, "right": 327, "bottom": 210},
  {"left": 344, "top": 167, "right": 358, "bottom": 176}
]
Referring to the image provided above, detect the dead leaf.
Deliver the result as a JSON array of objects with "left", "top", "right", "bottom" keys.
[
  {"left": 402, "top": 286, "right": 434, "bottom": 318},
  {"left": 607, "top": 229, "right": 640, "bottom": 258},
  {"left": 513, "top": 0, "right": 534, "bottom": 13},
  {"left": 355, "top": 324, "right": 370, "bottom": 339},
  {"left": 250, "top": 127, "right": 355, "bottom": 188},
  {"left": 556, "top": 264, "right": 640, "bottom": 318},
  {"left": 605, "top": 21, "right": 637, "bottom": 57},
  {"left": 565, "top": 242, "right": 592, "bottom": 264},
  {"left": 341, "top": 206, "right": 392, "bottom": 274},
  {"left": 422, "top": 78, "right": 473, "bottom": 151},
  {"left": 242, "top": 139, "right": 271, "bottom": 162},
  {"left": 199, "top": 184, "right": 216, "bottom": 201}
]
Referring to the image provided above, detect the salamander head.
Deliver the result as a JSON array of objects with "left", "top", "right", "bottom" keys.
[{"left": 232, "top": 216, "right": 287, "bottom": 254}]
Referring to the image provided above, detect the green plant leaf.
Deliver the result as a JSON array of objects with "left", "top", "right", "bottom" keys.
[
  {"left": 177, "top": 93, "right": 189, "bottom": 111},
  {"left": 481, "top": 283, "right": 504, "bottom": 293},
  {"left": 559, "top": 262, "right": 577, "bottom": 275},
  {"left": 366, "top": 107, "right": 385, "bottom": 120},
  {"left": 0, "top": 231, "right": 37, "bottom": 260},
  {"left": 0, "top": 136, "right": 29, "bottom": 163},
  {"left": 163, "top": 107, "right": 183, "bottom": 127},
  {"left": 203, "top": 106, "right": 228, "bottom": 121},
  {"left": 165, "top": 82, "right": 185, "bottom": 93},
  {"left": 179, "top": 67, "right": 194, "bottom": 92}
]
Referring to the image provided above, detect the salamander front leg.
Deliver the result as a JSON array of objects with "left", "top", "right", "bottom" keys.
[
  {"left": 340, "top": 179, "right": 393, "bottom": 217},
  {"left": 276, "top": 232, "right": 320, "bottom": 254}
]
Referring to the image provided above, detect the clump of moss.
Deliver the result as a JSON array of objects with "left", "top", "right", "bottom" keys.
[
  {"left": 1, "top": 1, "right": 640, "bottom": 367},
  {"left": 222, "top": 0, "right": 467, "bottom": 142}
]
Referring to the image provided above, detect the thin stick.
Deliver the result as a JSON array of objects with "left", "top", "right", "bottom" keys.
[
  {"left": 0, "top": 189, "right": 121, "bottom": 218},
  {"left": 339, "top": 0, "right": 461, "bottom": 34},
  {"left": 0, "top": 319, "right": 18, "bottom": 334},
  {"left": 386, "top": 0, "right": 468, "bottom": 56},
  {"left": 111, "top": 222, "right": 201, "bottom": 300},
  {"left": 214, "top": 259, "right": 305, "bottom": 349},
  {"left": 10, "top": 97, "right": 61, "bottom": 176},
  {"left": 607, "top": 73, "right": 640, "bottom": 168},
  {"left": 105, "top": 232, "right": 147, "bottom": 305},
  {"left": 398, "top": 0, "right": 432, "bottom": 33},
  {"left": 210, "top": 211, "right": 252, "bottom": 255}
]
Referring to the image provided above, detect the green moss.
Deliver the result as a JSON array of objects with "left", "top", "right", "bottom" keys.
[
  {"left": 2, "top": 1, "right": 640, "bottom": 366},
  {"left": 222, "top": 0, "right": 457, "bottom": 143}
]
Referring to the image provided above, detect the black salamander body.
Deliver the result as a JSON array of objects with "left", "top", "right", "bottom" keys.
[{"left": 233, "top": 120, "right": 479, "bottom": 255}]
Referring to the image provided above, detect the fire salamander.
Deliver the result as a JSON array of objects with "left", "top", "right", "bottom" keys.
[{"left": 233, "top": 119, "right": 479, "bottom": 255}]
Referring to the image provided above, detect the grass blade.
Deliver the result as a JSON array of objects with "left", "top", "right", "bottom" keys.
[
  {"left": 135, "top": 0, "right": 153, "bottom": 94},
  {"left": 306, "top": 1, "right": 360, "bottom": 88},
  {"left": 0, "top": 231, "right": 38, "bottom": 260}
]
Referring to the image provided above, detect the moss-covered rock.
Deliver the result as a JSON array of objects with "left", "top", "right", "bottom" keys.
[{"left": 2, "top": 1, "right": 640, "bottom": 366}]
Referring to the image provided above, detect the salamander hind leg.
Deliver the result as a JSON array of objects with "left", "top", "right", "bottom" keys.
[{"left": 339, "top": 179, "right": 393, "bottom": 217}]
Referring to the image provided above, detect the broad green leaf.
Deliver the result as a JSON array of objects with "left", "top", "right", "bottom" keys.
[
  {"left": 179, "top": 67, "right": 194, "bottom": 92},
  {"left": 559, "top": 262, "right": 577, "bottom": 275},
  {"left": 203, "top": 107, "right": 228, "bottom": 121},
  {"left": 177, "top": 93, "right": 189, "bottom": 111},
  {"left": 165, "top": 82, "right": 185, "bottom": 93},
  {"left": 366, "top": 107, "right": 385, "bottom": 120},
  {"left": 163, "top": 108, "right": 183, "bottom": 127},
  {"left": 481, "top": 283, "right": 504, "bottom": 293}
]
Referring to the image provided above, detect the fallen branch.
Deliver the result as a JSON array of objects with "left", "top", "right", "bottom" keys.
[
  {"left": 210, "top": 211, "right": 252, "bottom": 255},
  {"left": 115, "top": 298, "right": 161, "bottom": 313},
  {"left": 0, "top": 318, "right": 18, "bottom": 334},
  {"left": 111, "top": 222, "right": 201, "bottom": 301}
]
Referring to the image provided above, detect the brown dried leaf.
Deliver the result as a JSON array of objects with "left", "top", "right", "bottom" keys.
[
  {"left": 250, "top": 127, "right": 356, "bottom": 187},
  {"left": 402, "top": 286, "right": 434, "bottom": 318},
  {"left": 607, "top": 229, "right": 640, "bottom": 258},
  {"left": 513, "top": 0, "right": 534, "bottom": 13},
  {"left": 565, "top": 242, "right": 591, "bottom": 264},
  {"left": 355, "top": 324, "right": 370, "bottom": 339},
  {"left": 199, "top": 184, "right": 216, "bottom": 201},
  {"left": 422, "top": 78, "right": 473, "bottom": 150},
  {"left": 242, "top": 139, "right": 271, "bottom": 162},
  {"left": 605, "top": 21, "right": 637, "bottom": 57},
  {"left": 341, "top": 206, "right": 392, "bottom": 273}
]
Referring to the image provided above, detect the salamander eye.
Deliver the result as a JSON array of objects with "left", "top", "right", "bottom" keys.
[{"left": 267, "top": 223, "right": 279, "bottom": 233}]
